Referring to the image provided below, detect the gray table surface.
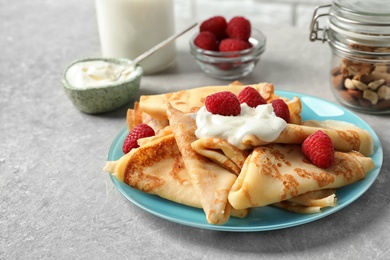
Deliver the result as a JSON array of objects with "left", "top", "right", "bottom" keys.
[{"left": 1, "top": 1, "right": 389, "bottom": 259}]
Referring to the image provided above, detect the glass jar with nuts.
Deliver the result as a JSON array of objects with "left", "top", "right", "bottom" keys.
[{"left": 310, "top": 0, "right": 390, "bottom": 114}]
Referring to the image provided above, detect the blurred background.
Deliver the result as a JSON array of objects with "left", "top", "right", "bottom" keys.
[{"left": 174, "top": 0, "right": 330, "bottom": 28}]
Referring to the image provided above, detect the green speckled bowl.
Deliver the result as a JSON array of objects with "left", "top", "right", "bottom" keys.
[{"left": 62, "top": 57, "right": 142, "bottom": 114}]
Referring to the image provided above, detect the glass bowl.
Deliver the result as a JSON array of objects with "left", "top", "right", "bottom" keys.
[{"left": 189, "top": 28, "right": 266, "bottom": 80}]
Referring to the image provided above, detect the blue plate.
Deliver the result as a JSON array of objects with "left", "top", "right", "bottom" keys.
[{"left": 107, "top": 90, "right": 383, "bottom": 231}]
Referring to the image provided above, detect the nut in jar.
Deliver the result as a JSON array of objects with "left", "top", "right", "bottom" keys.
[
  {"left": 331, "top": 44, "right": 390, "bottom": 112},
  {"left": 310, "top": 0, "right": 390, "bottom": 114}
]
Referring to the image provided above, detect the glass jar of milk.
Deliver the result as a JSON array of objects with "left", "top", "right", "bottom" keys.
[{"left": 95, "top": 0, "right": 176, "bottom": 75}]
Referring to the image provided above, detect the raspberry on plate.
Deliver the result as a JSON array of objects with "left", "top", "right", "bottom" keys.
[
  {"left": 122, "top": 123, "right": 155, "bottom": 154},
  {"left": 227, "top": 16, "right": 251, "bottom": 41},
  {"left": 237, "top": 86, "right": 267, "bottom": 108},
  {"left": 271, "top": 99, "right": 290, "bottom": 123},
  {"left": 302, "top": 130, "right": 335, "bottom": 169},
  {"left": 194, "top": 31, "right": 219, "bottom": 51},
  {"left": 219, "top": 38, "right": 249, "bottom": 52},
  {"left": 200, "top": 16, "right": 227, "bottom": 41},
  {"left": 205, "top": 91, "right": 241, "bottom": 116}
]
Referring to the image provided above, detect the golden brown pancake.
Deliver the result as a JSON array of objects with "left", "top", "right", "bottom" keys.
[
  {"left": 301, "top": 120, "right": 374, "bottom": 156},
  {"left": 228, "top": 144, "right": 374, "bottom": 210},
  {"left": 138, "top": 82, "right": 302, "bottom": 125},
  {"left": 286, "top": 189, "right": 337, "bottom": 207},
  {"left": 166, "top": 104, "right": 239, "bottom": 225},
  {"left": 235, "top": 120, "right": 374, "bottom": 156},
  {"left": 104, "top": 134, "right": 200, "bottom": 207},
  {"left": 191, "top": 137, "right": 249, "bottom": 175},
  {"left": 273, "top": 189, "right": 337, "bottom": 214},
  {"left": 104, "top": 133, "right": 249, "bottom": 219}
]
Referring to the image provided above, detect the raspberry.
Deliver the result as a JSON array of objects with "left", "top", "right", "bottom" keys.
[
  {"left": 237, "top": 86, "right": 267, "bottom": 108},
  {"left": 200, "top": 16, "right": 227, "bottom": 40},
  {"left": 302, "top": 130, "right": 335, "bottom": 169},
  {"left": 271, "top": 99, "right": 290, "bottom": 123},
  {"left": 219, "top": 38, "right": 249, "bottom": 52},
  {"left": 205, "top": 91, "right": 241, "bottom": 116},
  {"left": 194, "top": 31, "right": 218, "bottom": 51},
  {"left": 122, "top": 124, "right": 155, "bottom": 154},
  {"left": 227, "top": 16, "right": 251, "bottom": 41}
]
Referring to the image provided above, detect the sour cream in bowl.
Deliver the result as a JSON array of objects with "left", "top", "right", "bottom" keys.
[{"left": 62, "top": 57, "right": 142, "bottom": 114}]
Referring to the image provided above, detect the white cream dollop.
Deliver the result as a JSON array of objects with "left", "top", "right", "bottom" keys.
[
  {"left": 195, "top": 103, "right": 287, "bottom": 150},
  {"left": 66, "top": 60, "right": 135, "bottom": 88}
]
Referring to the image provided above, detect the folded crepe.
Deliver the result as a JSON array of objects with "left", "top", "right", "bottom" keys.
[
  {"left": 103, "top": 133, "right": 248, "bottom": 219},
  {"left": 139, "top": 82, "right": 302, "bottom": 125},
  {"left": 273, "top": 189, "right": 337, "bottom": 214},
  {"left": 286, "top": 189, "right": 337, "bottom": 208},
  {"left": 126, "top": 101, "right": 169, "bottom": 134},
  {"left": 234, "top": 120, "right": 373, "bottom": 156},
  {"left": 228, "top": 144, "right": 375, "bottom": 210},
  {"left": 166, "top": 103, "right": 239, "bottom": 225},
  {"left": 191, "top": 119, "right": 373, "bottom": 181},
  {"left": 104, "top": 134, "right": 199, "bottom": 208},
  {"left": 191, "top": 137, "right": 249, "bottom": 175},
  {"left": 301, "top": 120, "right": 374, "bottom": 156}
]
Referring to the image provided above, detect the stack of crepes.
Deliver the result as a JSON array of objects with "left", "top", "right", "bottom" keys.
[{"left": 104, "top": 81, "right": 375, "bottom": 225}]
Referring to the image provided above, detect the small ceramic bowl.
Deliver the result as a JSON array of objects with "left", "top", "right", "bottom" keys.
[
  {"left": 62, "top": 57, "right": 142, "bottom": 114},
  {"left": 189, "top": 28, "right": 266, "bottom": 80}
]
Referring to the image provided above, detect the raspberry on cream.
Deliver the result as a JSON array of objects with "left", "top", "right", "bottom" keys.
[{"left": 195, "top": 103, "right": 287, "bottom": 150}]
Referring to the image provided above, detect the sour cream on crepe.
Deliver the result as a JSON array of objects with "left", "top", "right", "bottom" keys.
[{"left": 195, "top": 103, "right": 287, "bottom": 150}]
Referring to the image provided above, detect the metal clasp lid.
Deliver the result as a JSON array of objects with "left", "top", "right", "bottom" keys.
[{"left": 309, "top": 4, "right": 331, "bottom": 42}]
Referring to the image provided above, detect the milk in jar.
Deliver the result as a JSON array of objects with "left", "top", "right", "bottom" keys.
[{"left": 95, "top": 0, "right": 176, "bottom": 74}]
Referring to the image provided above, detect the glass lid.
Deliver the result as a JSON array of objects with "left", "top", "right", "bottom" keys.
[
  {"left": 329, "top": 0, "right": 390, "bottom": 39},
  {"left": 309, "top": 1, "right": 390, "bottom": 44},
  {"left": 334, "top": 0, "right": 390, "bottom": 15},
  {"left": 333, "top": 0, "right": 390, "bottom": 24}
]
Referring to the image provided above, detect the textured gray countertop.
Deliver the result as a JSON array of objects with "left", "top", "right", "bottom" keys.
[{"left": 1, "top": 1, "right": 389, "bottom": 259}]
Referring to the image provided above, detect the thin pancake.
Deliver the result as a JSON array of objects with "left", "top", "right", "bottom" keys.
[
  {"left": 139, "top": 82, "right": 301, "bottom": 124},
  {"left": 191, "top": 137, "right": 249, "bottom": 175},
  {"left": 286, "top": 189, "right": 337, "bottom": 208},
  {"left": 272, "top": 189, "right": 337, "bottom": 214},
  {"left": 228, "top": 144, "right": 374, "bottom": 210},
  {"left": 104, "top": 134, "right": 200, "bottom": 208},
  {"left": 301, "top": 120, "right": 373, "bottom": 156},
  {"left": 167, "top": 103, "right": 238, "bottom": 225},
  {"left": 104, "top": 134, "right": 248, "bottom": 219},
  {"left": 240, "top": 120, "right": 374, "bottom": 156}
]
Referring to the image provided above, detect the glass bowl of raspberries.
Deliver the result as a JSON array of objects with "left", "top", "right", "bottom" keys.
[{"left": 190, "top": 16, "right": 266, "bottom": 80}]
